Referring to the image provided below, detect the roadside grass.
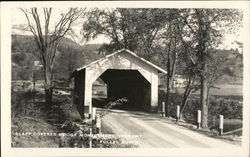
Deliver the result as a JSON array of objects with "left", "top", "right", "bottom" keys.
[
  {"left": 12, "top": 116, "right": 60, "bottom": 147},
  {"left": 175, "top": 112, "right": 243, "bottom": 145},
  {"left": 11, "top": 80, "right": 82, "bottom": 147},
  {"left": 11, "top": 80, "right": 139, "bottom": 148},
  {"left": 12, "top": 81, "right": 63, "bottom": 147}
]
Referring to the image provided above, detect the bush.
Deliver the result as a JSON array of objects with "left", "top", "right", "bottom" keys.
[
  {"left": 209, "top": 96, "right": 243, "bottom": 120},
  {"left": 158, "top": 90, "right": 243, "bottom": 126}
]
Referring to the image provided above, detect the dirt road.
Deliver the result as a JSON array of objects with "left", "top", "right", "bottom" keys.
[{"left": 101, "top": 109, "right": 239, "bottom": 148}]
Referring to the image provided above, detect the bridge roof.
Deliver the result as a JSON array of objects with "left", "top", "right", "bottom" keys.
[{"left": 74, "top": 49, "right": 167, "bottom": 74}]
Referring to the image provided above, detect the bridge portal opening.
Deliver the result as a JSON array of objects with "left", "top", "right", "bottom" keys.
[{"left": 92, "top": 69, "right": 151, "bottom": 111}]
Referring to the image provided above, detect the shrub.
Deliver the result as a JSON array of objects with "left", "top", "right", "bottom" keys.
[
  {"left": 158, "top": 90, "right": 243, "bottom": 126},
  {"left": 209, "top": 97, "right": 243, "bottom": 120}
]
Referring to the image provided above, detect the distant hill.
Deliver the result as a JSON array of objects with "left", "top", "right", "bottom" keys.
[
  {"left": 212, "top": 49, "right": 243, "bottom": 85},
  {"left": 11, "top": 34, "right": 102, "bottom": 80}
]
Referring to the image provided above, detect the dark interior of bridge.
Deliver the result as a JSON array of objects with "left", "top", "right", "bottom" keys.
[{"left": 92, "top": 69, "right": 151, "bottom": 111}]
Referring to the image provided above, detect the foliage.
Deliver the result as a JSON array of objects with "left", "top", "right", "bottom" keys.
[
  {"left": 82, "top": 8, "right": 169, "bottom": 57},
  {"left": 159, "top": 90, "right": 243, "bottom": 126},
  {"left": 101, "top": 98, "right": 128, "bottom": 116},
  {"left": 104, "top": 98, "right": 128, "bottom": 110},
  {"left": 209, "top": 96, "right": 243, "bottom": 120},
  {"left": 177, "top": 9, "right": 243, "bottom": 128}
]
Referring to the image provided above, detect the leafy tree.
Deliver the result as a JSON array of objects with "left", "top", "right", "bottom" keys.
[
  {"left": 176, "top": 45, "right": 199, "bottom": 119},
  {"left": 82, "top": 8, "right": 168, "bottom": 58},
  {"left": 19, "top": 8, "right": 84, "bottom": 105},
  {"left": 156, "top": 9, "right": 185, "bottom": 116},
  {"left": 180, "top": 9, "right": 243, "bottom": 128}
]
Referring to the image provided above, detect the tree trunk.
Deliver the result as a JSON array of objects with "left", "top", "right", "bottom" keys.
[
  {"left": 180, "top": 74, "right": 195, "bottom": 121},
  {"left": 195, "top": 9, "right": 210, "bottom": 129},
  {"left": 200, "top": 66, "right": 208, "bottom": 128},
  {"left": 180, "top": 100, "right": 188, "bottom": 120},
  {"left": 165, "top": 23, "right": 173, "bottom": 117},
  {"left": 180, "top": 77, "right": 191, "bottom": 118},
  {"left": 166, "top": 77, "right": 171, "bottom": 117},
  {"left": 199, "top": 38, "right": 209, "bottom": 129},
  {"left": 180, "top": 94, "right": 189, "bottom": 120},
  {"left": 45, "top": 88, "right": 53, "bottom": 105},
  {"left": 44, "top": 67, "right": 53, "bottom": 106}
]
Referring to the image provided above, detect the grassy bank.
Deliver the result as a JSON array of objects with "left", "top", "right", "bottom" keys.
[{"left": 11, "top": 81, "right": 139, "bottom": 148}]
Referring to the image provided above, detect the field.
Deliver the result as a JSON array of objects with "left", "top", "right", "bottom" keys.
[{"left": 170, "top": 84, "right": 243, "bottom": 96}]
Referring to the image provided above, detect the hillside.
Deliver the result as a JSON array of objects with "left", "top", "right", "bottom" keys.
[
  {"left": 212, "top": 49, "right": 243, "bottom": 85},
  {"left": 11, "top": 34, "right": 102, "bottom": 80}
]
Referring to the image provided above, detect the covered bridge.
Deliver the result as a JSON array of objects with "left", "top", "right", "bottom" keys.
[{"left": 71, "top": 49, "right": 167, "bottom": 119}]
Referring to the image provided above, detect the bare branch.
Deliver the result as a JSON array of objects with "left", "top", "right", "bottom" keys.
[
  {"left": 44, "top": 8, "right": 52, "bottom": 47},
  {"left": 49, "top": 8, "right": 85, "bottom": 45}
]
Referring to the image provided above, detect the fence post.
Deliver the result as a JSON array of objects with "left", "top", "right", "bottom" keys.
[
  {"left": 197, "top": 110, "right": 201, "bottom": 129},
  {"left": 219, "top": 115, "right": 224, "bottom": 135},
  {"left": 162, "top": 102, "right": 165, "bottom": 117},
  {"left": 176, "top": 105, "right": 180, "bottom": 122}
]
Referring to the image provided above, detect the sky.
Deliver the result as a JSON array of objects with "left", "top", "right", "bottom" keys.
[
  {"left": 11, "top": 8, "right": 110, "bottom": 45},
  {"left": 11, "top": 7, "right": 244, "bottom": 50}
]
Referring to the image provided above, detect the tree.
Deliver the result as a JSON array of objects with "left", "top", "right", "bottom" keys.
[
  {"left": 82, "top": 8, "right": 168, "bottom": 58},
  {"left": 20, "top": 8, "right": 84, "bottom": 105},
  {"left": 177, "top": 44, "right": 199, "bottom": 120},
  {"left": 83, "top": 8, "right": 188, "bottom": 117},
  {"left": 180, "top": 9, "right": 242, "bottom": 128},
  {"left": 155, "top": 9, "right": 185, "bottom": 117}
]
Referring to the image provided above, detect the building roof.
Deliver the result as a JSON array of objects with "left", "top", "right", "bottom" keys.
[{"left": 73, "top": 49, "right": 167, "bottom": 74}]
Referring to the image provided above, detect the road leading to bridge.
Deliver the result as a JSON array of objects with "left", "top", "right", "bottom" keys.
[{"left": 101, "top": 109, "right": 239, "bottom": 148}]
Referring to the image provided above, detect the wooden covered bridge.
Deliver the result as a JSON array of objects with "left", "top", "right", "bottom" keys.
[{"left": 71, "top": 49, "right": 167, "bottom": 119}]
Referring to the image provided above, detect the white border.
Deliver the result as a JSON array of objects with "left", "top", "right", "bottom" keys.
[{"left": 1, "top": 1, "right": 249, "bottom": 157}]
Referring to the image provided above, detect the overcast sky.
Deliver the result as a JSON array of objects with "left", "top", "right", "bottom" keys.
[{"left": 11, "top": 7, "right": 244, "bottom": 50}]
